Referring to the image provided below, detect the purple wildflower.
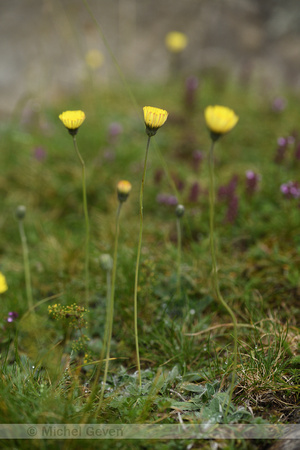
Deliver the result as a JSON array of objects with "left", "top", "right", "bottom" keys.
[
  {"left": 108, "top": 122, "right": 123, "bottom": 138},
  {"left": 217, "top": 176, "right": 239, "bottom": 224},
  {"left": 171, "top": 173, "right": 185, "bottom": 192},
  {"left": 280, "top": 181, "right": 300, "bottom": 199},
  {"left": 192, "top": 150, "right": 204, "bottom": 171},
  {"left": 277, "top": 137, "right": 287, "bottom": 147},
  {"left": 7, "top": 311, "right": 19, "bottom": 323},
  {"left": 188, "top": 182, "right": 201, "bottom": 203},
  {"left": 245, "top": 170, "right": 261, "bottom": 194},
  {"left": 184, "top": 76, "right": 199, "bottom": 111},
  {"left": 224, "top": 194, "right": 239, "bottom": 224},
  {"left": 274, "top": 137, "right": 288, "bottom": 163},
  {"left": 107, "top": 122, "right": 123, "bottom": 147},
  {"left": 218, "top": 175, "right": 238, "bottom": 201},
  {"left": 103, "top": 149, "right": 116, "bottom": 162},
  {"left": 156, "top": 194, "right": 178, "bottom": 206},
  {"left": 33, "top": 147, "right": 47, "bottom": 162},
  {"left": 287, "top": 136, "right": 295, "bottom": 145},
  {"left": 295, "top": 143, "right": 300, "bottom": 161},
  {"left": 271, "top": 97, "right": 287, "bottom": 112}
]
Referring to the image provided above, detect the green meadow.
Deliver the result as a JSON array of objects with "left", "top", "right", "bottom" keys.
[{"left": 0, "top": 71, "right": 299, "bottom": 449}]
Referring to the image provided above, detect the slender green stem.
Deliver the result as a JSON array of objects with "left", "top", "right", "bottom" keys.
[
  {"left": 176, "top": 217, "right": 182, "bottom": 298},
  {"left": 18, "top": 219, "right": 33, "bottom": 311},
  {"left": 208, "top": 141, "right": 238, "bottom": 417},
  {"left": 99, "top": 268, "right": 112, "bottom": 375},
  {"left": 72, "top": 136, "right": 90, "bottom": 306},
  {"left": 97, "top": 202, "right": 122, "bottom": 411},
  {"left": 133, "top": 135, "right": 151, "bottom": 387}
]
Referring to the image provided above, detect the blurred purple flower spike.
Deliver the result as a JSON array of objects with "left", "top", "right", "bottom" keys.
[
  {"left": 287, "top": 136, "right": 295, "bottom": 145},
  {"left": 225, "top": 195, "right": 239, "bottom": 224},
  {"left": 277, "top": 137, "right": 287, "bottom": 147},
  {"left": 189, "top": 182, "right": 201, "bottom": 203},
  {"left": 274, "top": 137, "right": 288, "bottom": 163},
  {"left": 103, "top": 149, "right": 116, "bottom": 162},
  {"left": 108, "top": 122, "right": 123, "bottom": 147},
  {"left": 280, "top": 181, "right": 300, "bottom": 199},
  {"left": 246, "top": 170, "right": 261, "bottom": 194},
  {"left": 295, "top": 143, "right": 300, "bottom": 161},
  {"left": 184, "top": 76, "right": 199, "bottom": 111},
  {"left": 192, "top": 150, "right": 204, "bottom": 171},
  {"left": 7, "top": 311, "right": 19, "bottom": 323},
  {"left": 272, "top": 97, "right": 287, "bottom": 112},
  {"left": 108, "top": 122, "right": 123, "bottom": 138},
  {"left": 156, "top": 193, "right": 178, "bottom": 206},
  {"left": 218, "top": 175, "right": 238, "bottom": 201},
  {"left": 33, "top": 147, "right": 47, "bottom": 162}
]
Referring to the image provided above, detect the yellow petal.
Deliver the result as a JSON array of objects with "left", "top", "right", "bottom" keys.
[
  {"left": 59, "top": 110, "right": 86, "bottom": 130},
  {"left": 165, "top": 32, "right": 188, "bottom": 53},
  {"left": 0, "top": 272, "right": 8, "bottom": 294},
  {"left": 204, "top": 105, "right": 239, "bottom": 134},
  {"left": 117, "top": 180, "right": 132, "bottom": 195},
  {"left": 143, "top": 106, "right": 168, "bottom": 130}
]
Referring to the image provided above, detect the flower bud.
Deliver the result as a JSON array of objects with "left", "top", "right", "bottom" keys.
[
  {"left": 59, "top": 110, "right": 85, "bottom": 136},
  {"left": 176, "top": 204, "right": 185, "bottom": 218},
  {"left": 204, "top": 105, "right": 238, "bottom": 141},
  {"left": 15, "top": 205, "right": 26, "bottom": 220},
  {"left": 143, "top": 106, "right": 168, "bottom": 137},
  {"left": 99, "top": 254, "right": 113, "bottom": 272},
  {"left": 117, "top": 180, "right": 132, "bottom": 203}
]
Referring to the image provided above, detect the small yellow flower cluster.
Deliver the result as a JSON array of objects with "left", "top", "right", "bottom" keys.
[
  {"left": 71, "top": 334, "right": 90, "bottom": 353},
  {"left": 0, "top": 272, "right": 8, "bottom": 294},
  {"left": 48, "top": 303, "right": 88, "bottom": 328},
  {"left": 83, "top": 351, "right": 93, "bottom": 365}
]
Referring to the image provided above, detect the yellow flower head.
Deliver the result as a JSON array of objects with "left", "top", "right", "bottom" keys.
[
  {"left": 143, "top": 106, "right": 168, "bottom": 137},
  {"left": 59, "top": 110, "right": 86, "bottom": 136},
  {"left": 204, "top": 105, "right": 239, "bottom": 140},
  {"left": 165, "top": 31, "right": 188, "bottom": 53},
  {"left": 117, "top": 180, "right": 132, "bottom": 202},
  {"left": 0, "top": 272, "right": 8, "bottom": 294},
  {"left": 85, "top": 49, "right": 104, "bottom": 69}
]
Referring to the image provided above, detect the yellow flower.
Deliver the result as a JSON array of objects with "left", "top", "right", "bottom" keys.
[
  {"left": 85, "top": 49, "right": 104, "bottom": 69},
  {"left": 165, "top": 32, "right": 188, "bottom": 53},
  {"left": 204, "top": 105, "right": 239, "bottom": 139},
  {"left": 117, "top": 180, "right": 132, "bottom": 203},
  {"left": 59, "top": 110, "right": 86, "bottom": 136},
  {"left": 117, "top": 180, "right": 132, "bottom": 195},
  {"left": 143, "top": 106, "right": 168, "bottom": 137},
  {"left": 0, "top": 272, "right": 8, "bottom": 294}
]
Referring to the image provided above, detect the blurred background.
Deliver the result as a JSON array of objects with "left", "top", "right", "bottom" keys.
[{"left": 1, "top": 0, "right": 300, "bottom": 116}]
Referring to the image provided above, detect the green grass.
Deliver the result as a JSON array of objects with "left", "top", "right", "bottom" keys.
[{"left": 0, "top": 75, "right": 299, "bottom": 449}]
